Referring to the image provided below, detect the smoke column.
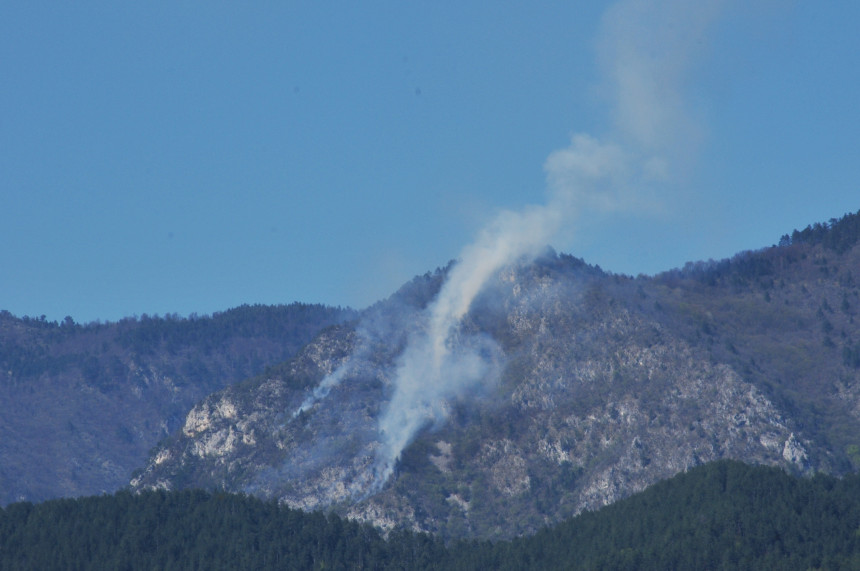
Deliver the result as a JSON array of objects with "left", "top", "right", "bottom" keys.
[
  {"left": 370, "top": 0, "right": 725, "bottom": 489},
  {"left": 372, "top": 209, "right": 554, "bottom": 485}
]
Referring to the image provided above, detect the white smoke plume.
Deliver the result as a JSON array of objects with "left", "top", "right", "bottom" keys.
[
  {"left": 369, "top": 0, "right": 726, "bottom": 489},
  {"left": 292, "top": 359, "right": 353, "bottom": 418}
]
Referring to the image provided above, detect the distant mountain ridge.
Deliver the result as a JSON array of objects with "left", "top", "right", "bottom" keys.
[
  {"left": 131, "top": 211, "right": 860, "bottom": 539},
  {"left": 0, "top": 303, "right": 357, "bottom": 505}
]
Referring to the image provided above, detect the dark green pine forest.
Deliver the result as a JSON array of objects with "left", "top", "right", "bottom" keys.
[{"left": 1, "top": 461, "right": 859, "bottom": 570}]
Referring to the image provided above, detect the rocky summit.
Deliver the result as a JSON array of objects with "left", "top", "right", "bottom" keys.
[{"left": 130, "top": 211, "right": 860, "bottom": 540}]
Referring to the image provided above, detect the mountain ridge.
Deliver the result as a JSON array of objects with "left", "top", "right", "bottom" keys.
[
  {"left": 4, "top": 209, "right": 859, "bottom": 540},
  {"left": 0, "top": 303, "right": 357, "bottom": 505},
  {"left": 130, "top": 209, "right": 860, "bottom": 539}
]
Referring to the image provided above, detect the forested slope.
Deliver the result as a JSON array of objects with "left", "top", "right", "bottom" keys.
[
  {"left": 0, "top": 303, "right": 356, "bottom": 504},
  {"left": 2, "top": 461, "right": 859, "bottom": 570},
  {"left": 453, "top": 460, "right": 860, "bottom": 570},
  {"left": 132, "top": 210, "right": 860, "bottom": 539}
]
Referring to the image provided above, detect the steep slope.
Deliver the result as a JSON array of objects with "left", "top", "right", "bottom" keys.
[
  {"left": 131, "top": 211, "right": 860, "bottom": 539},
  {"left": 0, "top": 303, "right": 356, "bottom": 504},
  {"left": 452, "top": 460, "right": 860, "bottom": 569},
  {"left": 649, "top": 212, "right": 860, "bottom": 470}
]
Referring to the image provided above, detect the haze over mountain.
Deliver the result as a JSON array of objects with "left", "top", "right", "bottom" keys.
[
  {"left": 2, "top": 1, "right": 859, "bottom": 549},
  {"left": 129, "top": 210, "right": 860, "bottom": 539}
]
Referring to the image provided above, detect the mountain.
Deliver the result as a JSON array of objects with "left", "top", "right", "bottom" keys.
[
  {"left": 131, "top": 211, "right": 860, "bottom": 540},
  {"left": 0, "top": 303, "right": 356, "bottom": 505}
]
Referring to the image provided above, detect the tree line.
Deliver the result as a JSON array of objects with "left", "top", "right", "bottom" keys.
[{"left": 2, "top": 460, "right": 859, "bottom": 570}]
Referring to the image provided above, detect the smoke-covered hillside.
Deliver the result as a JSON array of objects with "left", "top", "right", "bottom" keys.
[{"left": 131, "top": 211, "right": 860, "bottom": 539}]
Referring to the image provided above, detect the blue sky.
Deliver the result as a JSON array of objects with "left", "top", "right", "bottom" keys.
[{"left": 2, "top": 2, "right": 859, "bottom": 324}]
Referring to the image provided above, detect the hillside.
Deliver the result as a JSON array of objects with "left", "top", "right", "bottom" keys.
[
  {"left": 452, "top": 460, "right": 860, "bottom": 570},
  {"left": 131, "top": 211, "right": 860, "bottom": 539},
  {"left": 0, "top": 303, "right": 356, "bottom": 505}
]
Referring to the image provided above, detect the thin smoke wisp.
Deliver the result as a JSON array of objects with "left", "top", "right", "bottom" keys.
[{"left": 292, "top": 360, "right": 352, "bottom": 418}]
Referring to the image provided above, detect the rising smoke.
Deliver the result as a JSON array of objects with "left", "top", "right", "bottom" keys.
[
  {"left": 292, "top": 359, "right": 353, "bottom": 418},
  {"left": 370, "top": 0, "right": 726, "bottom": 489},
  {"left": 296, "top": 0, "right": 726, "bottom": 494}
]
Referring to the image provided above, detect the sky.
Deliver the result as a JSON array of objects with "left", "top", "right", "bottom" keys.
[{"left": 2, "top": 2, "right": 859, "bottom": 324}]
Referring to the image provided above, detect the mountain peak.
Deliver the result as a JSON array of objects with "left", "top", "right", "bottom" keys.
[{"left": 131, "top": 229, "right": 860, "bottom": 538}]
